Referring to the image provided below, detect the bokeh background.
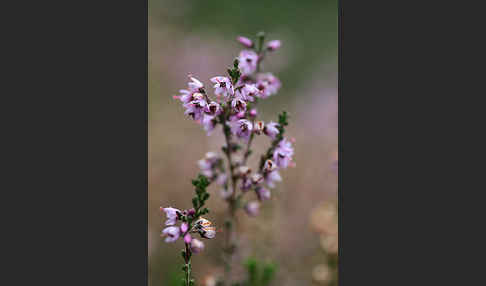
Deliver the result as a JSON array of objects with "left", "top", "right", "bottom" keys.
[{"left": 149, "top": 1, "right": 338, "bottom": 285}]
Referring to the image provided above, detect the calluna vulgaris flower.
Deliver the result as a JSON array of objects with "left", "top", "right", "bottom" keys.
[
  {"left": 211, "top": 76, "right": 234, "bottom": 98},
  {"left": 237, "top": 36, "right": 253, "bottom": 48},
  {"left": 266, "top": 40, "right": 281, "bottom": 51},
  {"left": 264, "top": 121, "right": 279, "bottom": 139},
  {"left": 273, "top": 138, "right": 294, "bottom": 169},
  {"left": 167, "top": 33, "right": 295, "bottom": 286},
  {"left": 245, "top": 201, "right": 260, "bottom": 217},
  {"left": 238, "top": 50, "right": 259, "bottom": 75},
  {"left": 161, "top": 226, "right": 180, "bottom": 243},
  {"left": 161, "top": 207, "right": 180, "bottom": 226}
]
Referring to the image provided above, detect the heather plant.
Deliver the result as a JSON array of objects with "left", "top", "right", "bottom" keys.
[{"left": 161, "top": 31, "right": 294, "bottom": 286}]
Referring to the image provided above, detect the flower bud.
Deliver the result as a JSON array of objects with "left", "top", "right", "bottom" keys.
[
  {"left": 249, "top": 108, "right": 258, "bottom": 118},
  {"left": 263, "top": 159, "right": 277, "bottom": 172},
  {"left": 187, "top": 208, "right": 196, "bottom": 216},
  {"left": 237, "top": 36, "right": 254, "bottom": 48},
  {"left": 237, "top": 165, "right": 251, "bottom": 177},
  {"left": 254, "top": 121, "right": 264, "bottom": 135},
  {"left": 251, "top": 173, "right": 264, "bottom": 185},
  {"left": 190, "top": 238, "right": 205, "bottom": 253},
  {"left": 184, "top": 233, "right": 192, "bottom": 244},
  {"left": 180, "top": 222, "right": 189, "bottom": 233},
  {"left": 266, "top": 40, "right": 281, "bottom": 51},
  {"left": 245, "top": 201, "right": 260, "bottom": 217}
]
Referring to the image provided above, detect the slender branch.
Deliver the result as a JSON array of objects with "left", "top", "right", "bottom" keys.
[
  {"left": 184, "top": 243, "right": 191, "bottom": 286},
  {"left": 219, "top": 108, "right": 238, "bottom": 284}
]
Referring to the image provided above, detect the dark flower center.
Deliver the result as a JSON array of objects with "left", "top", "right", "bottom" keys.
[
  {"left": 220, "top": 82, "right": 226, "bottom": 88},
  {"left": 241, "top": 124, "right": 248, "bottom": 132}
]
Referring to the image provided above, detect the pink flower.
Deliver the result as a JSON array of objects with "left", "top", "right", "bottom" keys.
[
  {"left": 211, "top": 76, "right": 234, "bottom": 98},
  {"left": 190, "top": 238, "right": 205, "bottom": 253},
  {"left": 266, "top": 40, "right": 281, "bottom": 51},
  {"left": 239, "top": 84, "right": 260, "bottom": 102},
  {"left": 238, "top": 50, "right": 258, "bottom": 75},
  {"left": 256, "top": 73, "right": 281, "bottom": 98},
  {"left": 188, "top": 76, "right": 204, "bottom": 93},
  {"left": 264, "top": 121, "right": 279, "bottom": 139},
  {"left": 184, "top": 99, "right": 207, "bottom": 121},
  {"left": 265, "top": 170, "right": 282, "bottom": 188},
  {"left": 204, "top": 101, "right": 222, "bottom": 116},
  {"left": 229, "top": 111, "right": 247, "bottom": 122},
  {"left": 230, "top": 119, "right": 253, "bottom": 140},
  {"left": 245, "top": 201, "right": 260, "bottom": 217},
  {"left": 273, "top": 138, "right": 294, "bottom": 169},
  {"left": 161, "top": 226, "right": 180, "bottom": 243},
  {"left": 231, "top": 98, "right": 247, "bottom": 113},
  {"left": 202, "top": 114, "right": 217, "bottom": 135},
  {"left": 162, "top": 207, "right": 180, "bottom": 226},
  {"left": 177, "top": 89, "right": 193, "bottom": 104},
  {"left": 237, "top": 36, "right": 253, "bottom": 48},
  {"left": 256, "top": 186, "right": 271, "bottom": 201}
]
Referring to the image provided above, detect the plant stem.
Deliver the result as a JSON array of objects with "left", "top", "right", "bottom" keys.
[
  {"left": 184, "top": 242, "right": 192, "bottom": 286},
  {"left": 220, "top": 108, "right": 238, "bottom": 284}
]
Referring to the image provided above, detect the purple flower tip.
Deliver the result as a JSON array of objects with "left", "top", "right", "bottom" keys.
[
  {"left": 180, "top": 222, "right": 189, "bottom": 233},
  {"left": 267, "top": 40, "right": 281, "bottom": 51},
  {"left": 237, "top": 36, "right": 253, "bottom": 48},
  {"left": 184, "top": 233, "right": 192, "bottom": 244}
]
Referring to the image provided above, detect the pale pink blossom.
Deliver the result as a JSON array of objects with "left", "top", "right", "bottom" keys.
[
  {"left": 162, "top": 207, "right": 180, "bottom": 226},
  {"left": 211, "top": 76, "right": 234, "bottom": 97},
  {"left": 238, "top": 50, "right": 258, "bottom": 75},
  {"left": 161, "top": 226, "right": 180, "bottom": 243}
]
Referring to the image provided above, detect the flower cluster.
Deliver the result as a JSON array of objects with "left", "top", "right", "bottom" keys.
[
  {"left": 160, "top": 207, "right": 214, "bottom": 249},
  {"left": 160, "top": 175, "right": 215, "bottom": 286},
  {"left": 168, "top": 32, "right": 295, "bottom": 285},
  {"left": 174, "top": 34, "right": 293, "bottom": 219}
]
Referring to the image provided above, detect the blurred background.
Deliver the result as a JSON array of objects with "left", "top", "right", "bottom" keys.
[{"left": 149, "top": 0, "right": 338, "bottom": 285}]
